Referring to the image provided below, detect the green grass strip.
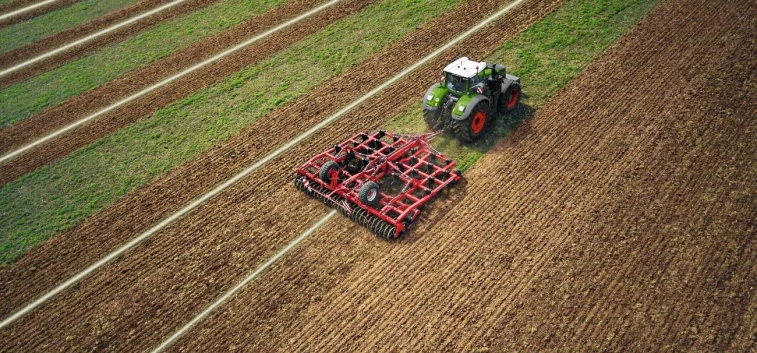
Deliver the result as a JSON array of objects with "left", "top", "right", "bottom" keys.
[
  {"left": 385, "top": 0, "right": 662, "bottom": 172},
  {"left": 0, "top": 0, "right": 289, "bottom": 128},
  {"left": 0, "top": 0, "right": 464, "bottom": 264},
  {"left": 0, "top": 0, "right": 143, "bottom": 54}
]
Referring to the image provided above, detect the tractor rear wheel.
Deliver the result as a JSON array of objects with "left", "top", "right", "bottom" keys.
[
  {"left": 501, "top": 83, "right": 521, "bottom": 113},
  {"left": 452, "top": 101, "right": 489, "bottom": 142},
  {"left": 358, "top": 181, "right": 381, "bottom": 208}
]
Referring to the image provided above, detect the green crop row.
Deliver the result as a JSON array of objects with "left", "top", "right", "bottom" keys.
[
  {"left": 0, "top": 0, "right": 464, "bottom": 264},
  {"left": 0, "top": 0, "right": 142, "bottom": 54},
  {"left": 385, "top": 0, "right": 663, "bottom": 172},
  {"left": 0, "top": 0, "right": 289, "bottom": 128}
]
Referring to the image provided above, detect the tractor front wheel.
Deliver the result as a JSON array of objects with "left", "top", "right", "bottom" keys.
[
  {"left": 423, "top": 107, "right": 442, "bottom": 131},
  {"left": 452, "top": 102, "right": 489, "bottom": 142}
]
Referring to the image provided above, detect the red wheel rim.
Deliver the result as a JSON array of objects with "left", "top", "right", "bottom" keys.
[
  {"left": 328, "top": 168, "right": 339, "bottom": 189},
  {"left": 471, "top": 111, "right": 486, "bottom": 134},
  {"left": 507, "top": 89, "right": 519, "bottom": 109}
]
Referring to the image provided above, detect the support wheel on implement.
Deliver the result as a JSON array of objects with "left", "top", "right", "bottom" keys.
[
  {"left": 319, "top": 161, "right": 340, "bottom": 189},
  {"left": 452, "top": 101, "right": 488, "bottom": 142},
  {"left": 358, "top": 181, "right": 381, "bottom": 208}
]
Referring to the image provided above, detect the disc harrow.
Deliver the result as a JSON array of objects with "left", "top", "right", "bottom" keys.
[{"left": 295, "top": 131, "right": 462, "bottom": 238}]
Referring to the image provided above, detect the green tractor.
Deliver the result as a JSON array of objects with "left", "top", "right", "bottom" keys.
[{"left": 422, "top": 57, "right": 521, "bottom": 141}]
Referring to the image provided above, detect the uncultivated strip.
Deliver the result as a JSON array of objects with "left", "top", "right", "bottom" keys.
[
  {"left": 0, "top": 0, "right": 190, "bottom": 77},
  {"left": 0, "top": 0, "right": 343, "bottom": 169},
  {"left": 0, "top": 0, "right": 222, "bottom": 87},
  {"left": 0, "top": 0, "right": 367, "bottom": 185}
]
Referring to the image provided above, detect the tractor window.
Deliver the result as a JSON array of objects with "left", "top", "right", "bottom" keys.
[
  {"left": 445, "top": 74, "right": 467, "bottom": 92},
  {"left": 469, "top": 75, "right": 483, "bottom": 88},
  {"left": 469, "top": 74, "right": 485, "bottom": 93}
]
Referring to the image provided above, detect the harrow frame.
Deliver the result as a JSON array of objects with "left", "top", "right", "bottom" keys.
[{"left": 295, "top": 131, "right": 461, "bottom": 238}]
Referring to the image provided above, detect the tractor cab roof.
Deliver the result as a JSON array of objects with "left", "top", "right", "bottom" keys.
[{"left": 443, "top": 57, "right": 486, "bottom": 78}]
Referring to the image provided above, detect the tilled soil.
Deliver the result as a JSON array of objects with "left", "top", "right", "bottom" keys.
[
  {"left": 0, "top": 0, "right": 355, "bottom": 185},
  {"left": 153, "top": 0, "right": 755, "bottom": 351},
  {"left": 0, "top": 0, "right": 220, "bottom": 88},
  {"left": 0, "top": 0, "right": 565, "bottom": 351}
]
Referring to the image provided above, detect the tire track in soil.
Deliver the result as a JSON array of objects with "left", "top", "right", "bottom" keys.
[
  {"left": 0, "top": 0, "right": 219, "bottom": 87},
  {"left": 0, "top": 0, "right": 77, "bottom": 27},
  {"left": 148, "top": 0, "right": 755, "bottom": 351},
  {"left": 0, "top": 0, "right": 562, "bottom": 351},
  {"left": 0, "top": 0, "right": 345, "bottom": 184}
]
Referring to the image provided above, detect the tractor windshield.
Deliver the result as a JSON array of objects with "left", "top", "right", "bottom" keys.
[{"left": 445, "top": 73, "right": 467, "bottom": 92}]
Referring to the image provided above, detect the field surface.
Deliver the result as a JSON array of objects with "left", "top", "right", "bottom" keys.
[{"left": 0, "top": 0, "right": 754, "bottom": 351}]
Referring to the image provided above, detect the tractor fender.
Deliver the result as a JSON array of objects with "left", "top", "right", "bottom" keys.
[
  {"left": 423, "top": 83, "right": 448, "bottom": 111},
  {"left": 500, "top": 73, "right": 521, "bottom": 94},
  {"left": 450, "top": 94, "right": 490, "bottom": 121}
]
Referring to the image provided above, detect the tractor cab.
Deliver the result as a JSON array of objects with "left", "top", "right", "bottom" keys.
[{"left": 442, "top": 57, "right": 487, "bottom": 94}]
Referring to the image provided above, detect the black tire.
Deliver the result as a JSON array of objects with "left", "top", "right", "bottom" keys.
[
  {"left": 423, "top": 107, "right": 442, "bottom": 130},
  {"left": 451, "top": 101, "right": 489, "bottom": 142},
  {"left": 294, "top": 176, "right": 306, "bottom": 191},
  {"left": 358, "top": 181, "right": 381, "bottom": 207},
  {"left": 318, "top": 161, "right": 339, "bottom": 184},
  {"left": 501, "top": 83, "right": 521, "bottom": 113}
]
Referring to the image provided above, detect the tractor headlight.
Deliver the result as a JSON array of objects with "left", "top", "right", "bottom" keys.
[
  {"left": 458, "top": 105, "right": 465, "bottom": 112},
  {"left": 426, "top": 94, "right": 433, "bottom": 101}
]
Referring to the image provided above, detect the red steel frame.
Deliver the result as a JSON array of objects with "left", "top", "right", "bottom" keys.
[{"left": 296, "top": 131, "right": 461, "bottom": 238}]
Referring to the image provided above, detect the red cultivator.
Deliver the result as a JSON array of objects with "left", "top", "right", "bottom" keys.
[{"left": 295, "top": 131, "right": 462, "bottom": 238}]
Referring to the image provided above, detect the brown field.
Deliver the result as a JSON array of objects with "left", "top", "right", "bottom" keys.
[{"left": 0, "top": 0, "right": 754, "bottom": 351}]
